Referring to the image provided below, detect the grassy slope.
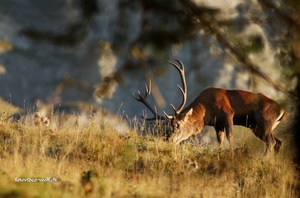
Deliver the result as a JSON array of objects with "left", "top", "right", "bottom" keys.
[{"left": 0, "top": 101, "right": 298, "bottom": 198}]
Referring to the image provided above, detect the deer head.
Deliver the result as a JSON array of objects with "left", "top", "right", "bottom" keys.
[
  {"left": 168, "top": 108, "right": 195, "bottom": 144},
  {"left": 133, "top": 60, "right": 192, "bottom": 138}
]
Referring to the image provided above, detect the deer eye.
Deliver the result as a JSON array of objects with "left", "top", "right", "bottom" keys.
[{"left": 173, "top": 123, "right": 180, "bottom": 130}]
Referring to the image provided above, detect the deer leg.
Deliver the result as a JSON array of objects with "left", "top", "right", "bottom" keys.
[
  {"left": 224, "top": 115, "right": 235, "bottom": 152},
  {"left": 217, "top": 130, "right": 225, "bottom": 145},
  {"left": 274, "top": 137, "right": 282, "bottom": 153},
  {"left": 264, "top": 134, "right": 276, "bottom": 155},
  {"left": 271, "top": 112, "right": 283, "bottom": 153},
  {"left": 253, "top": 126, "right": 276, "bottom": 155},
  {"left": 214, "top": 124, "right": 225, "bottom": 147}
]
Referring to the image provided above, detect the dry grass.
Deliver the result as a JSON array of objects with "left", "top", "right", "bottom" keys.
[{"left": 0, "top": 102, "right": 298, "bottom": 198}]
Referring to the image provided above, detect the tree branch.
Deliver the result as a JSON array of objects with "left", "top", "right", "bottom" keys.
[{"left": 179, "top": 0, "right": 295, "bottom": 97}]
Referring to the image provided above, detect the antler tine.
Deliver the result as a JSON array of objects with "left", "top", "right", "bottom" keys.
[
  {"left": 167, "top": 60, "right": 180, "bottom": 71},
  {"left": 175, "top": 59, "right": 184, "bottom": 69},
  {"left": 177, "top": 84, "right": 184, "bottom": 94},
  {"left": 167, "top": 59, "right": 188, "bottom": 115},
  {"left": 132, "top": 91, "right": 142, "bottom": 101},
  {"left": 163, "top": 110, "right": 173, "bottom": 119},
  {"left": 145, "top": 79, "right": 151, "bottom": 95},
  {"left": 177, "top": 84, "right": 186, "bottom": 101},
  {"left": 145, "top": 84, "right": 149, "bottom": 96},
  {"left": 167, "top": 60, "right": 184, "bottom": 72},
  {"left": 133, "top": 80, "right": 166, "bottom": 121},
  {"left": 170, "top": 104, "right": 177, "bottom": 115}
]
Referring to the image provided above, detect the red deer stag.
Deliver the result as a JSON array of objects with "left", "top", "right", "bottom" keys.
[{"left": 134, "top": 60, "right": 285, "bottom": 155}]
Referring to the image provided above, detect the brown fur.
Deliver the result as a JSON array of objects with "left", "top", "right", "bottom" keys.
[
  {"left": 170, "top": 87, "right": 285, "bottom": 155},
  {"left": 134, "top": 60, "right": 285, "bottom": 155}
]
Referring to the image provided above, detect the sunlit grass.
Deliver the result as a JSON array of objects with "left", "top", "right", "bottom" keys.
[{"left": 0, "top": 102, "right": 298, "bottom": 198}]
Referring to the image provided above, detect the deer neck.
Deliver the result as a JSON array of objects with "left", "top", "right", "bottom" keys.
[{"left": 183, "top": 104, "right": 206, "bottom": 131}]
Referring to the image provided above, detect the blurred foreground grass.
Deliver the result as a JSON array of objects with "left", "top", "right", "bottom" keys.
[{"left": 0, "top": 101, "right": 298, "bottom": 198}]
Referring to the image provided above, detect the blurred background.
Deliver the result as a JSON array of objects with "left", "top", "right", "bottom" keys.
[{"left": 0, "top": 0, "right": 299, "bottom": 119}]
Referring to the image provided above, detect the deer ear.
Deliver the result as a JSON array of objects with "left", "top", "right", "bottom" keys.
[
  {"left": 183, "top": 108, "right": 193, "bottom": 121},
  {"left": 187, "top": 108, "right": 193, "bottom": 116}
]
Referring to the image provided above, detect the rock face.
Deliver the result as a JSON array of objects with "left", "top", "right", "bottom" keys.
[{"left": 0, "top": 0, "right": 287, "bottom": 117}]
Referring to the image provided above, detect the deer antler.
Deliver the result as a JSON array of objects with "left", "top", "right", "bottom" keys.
[
  {"left": 167, "top": 60, "right": 187, "bottom": 116},
  {"left": 134, "top": 60, "right": 187, "bottom": 121},
  {"left": 133, "top": 80, "right": 166, "bottom": 121}
]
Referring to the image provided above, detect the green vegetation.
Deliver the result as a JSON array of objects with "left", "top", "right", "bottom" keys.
[{"left": 0, "top": 102, "right": 298, "bottom": 198}]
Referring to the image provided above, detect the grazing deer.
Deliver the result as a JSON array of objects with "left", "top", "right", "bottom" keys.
[{"left": 134, "top": 60, "right": 285, "bottom": 155}]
